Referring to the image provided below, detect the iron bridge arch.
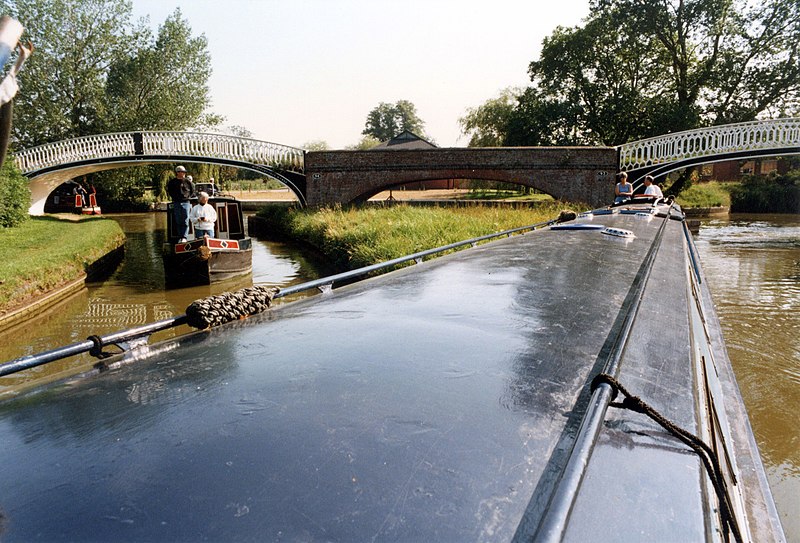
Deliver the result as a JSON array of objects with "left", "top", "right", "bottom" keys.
[
  {"left": 618, "top": 117, "right": 800, "bottom": 186},
  {"left": 15, "top": 131, "right": 307, "bottom": 214}
]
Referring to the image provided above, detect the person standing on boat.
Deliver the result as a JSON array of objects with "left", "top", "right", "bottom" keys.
[
  {"left": 168, "top": 165, "right": 195, "bottom": 242},
  {"left": 614, "top": 172, "right": 633, "bottom": 204},
  {"left": 190, "top": 191, "right": 217, "bottom": 239},
  {"left": 643, "top": 175, "right": 664, "bottom": 199}
]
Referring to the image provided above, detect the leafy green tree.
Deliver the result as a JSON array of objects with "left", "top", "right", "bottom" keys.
[
  {"left": 226, "top": 124, "right": 252, "bottom": 139},
  {"left": 459, "top": 88, "right": 521, "bottom": 147},
  {"left": 2, "top": 0, "right": 139, "bottom": 147},
  {"left": 362, "top": 100, "right": 426, "bottom": 141},
  {"left": 346, "top": 135, "right": 380, "bottom": 150},
  {"left": 0, "top": 160, "right": 30, "bottom": 227},
  {"left": 506, "top": 0, "right": 800, "bottom": 147},
  {"left": 303, "top": 140, "right": 329, "bottom": 151},
  {"left": 103, "top": 8, "right": 220, "bottom": 131}
]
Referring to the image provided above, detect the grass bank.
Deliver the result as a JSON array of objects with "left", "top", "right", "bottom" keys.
[
  {"left": 674, "top": 181, "right": 734, "bottom": 208},
  {"left": 256, "top": 202, "right": 578, "bottom": 271},
  {"left": 0, "top": 216, "right": 126, "bottom": 314}
]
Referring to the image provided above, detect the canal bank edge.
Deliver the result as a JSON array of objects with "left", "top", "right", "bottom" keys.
[
  {"left": 0, "top": 243, "right": 125, "bottom": 332},
  {"left": 683, "top": 206, "right": 730, "bottom": 217}
]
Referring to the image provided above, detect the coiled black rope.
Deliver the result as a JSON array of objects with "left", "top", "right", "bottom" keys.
[
  {"left": 591, "top": 373, "right": 743, "bottom": 543},
  {"left": 185, "top": 285, "right": 279, "bottom": 329}
]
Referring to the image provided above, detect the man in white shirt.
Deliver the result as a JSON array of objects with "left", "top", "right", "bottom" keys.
[
  {"left": 190, "top": 191, "right": 217, "bottom": 239},
  {"left": 643, "top": 175, "right": 664, "bottom": 199}
]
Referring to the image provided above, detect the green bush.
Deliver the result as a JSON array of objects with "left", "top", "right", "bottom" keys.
[
  {"left": 729, "top": 172, "right": 800, "bottom": 213},
  {"left": 94, "top": 166, "right": 155, "bottom": 212},
  {"left": 0, "top": 160, "right": 31, "bottom": 228},
  {"left": 674, "top": 181, "right": 732, "bottom": 208}
]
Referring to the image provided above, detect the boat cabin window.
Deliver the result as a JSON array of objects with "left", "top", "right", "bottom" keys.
[{"left": 216, "top": 202, "right": 228, "bottom": 234}]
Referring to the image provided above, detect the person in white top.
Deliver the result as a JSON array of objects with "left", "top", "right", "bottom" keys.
[
  {"left": 643, "top": 175, "right": 664, "bottom": 199},
  {"left": 190, "top": 191, "right": 217, "bottom": 239}
]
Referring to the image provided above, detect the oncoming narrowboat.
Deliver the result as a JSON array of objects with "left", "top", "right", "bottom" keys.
[{"left": 163, "top": 196, "right": 252, "bottom": 286}]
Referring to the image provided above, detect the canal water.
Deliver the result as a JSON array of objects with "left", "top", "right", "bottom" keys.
[
  {"left": 693, "top": 213, "right": 799, "bottom": 540},
  {"left": 0, "top": 213, "right": 329, "bottom": 397},
  {"left": 0, "top": 211, "right": 796, "bottom": 538}
]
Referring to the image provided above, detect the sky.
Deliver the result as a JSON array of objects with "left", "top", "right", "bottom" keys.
[{"left": 129, "top": 0, "right": 592, "bottom": 149}]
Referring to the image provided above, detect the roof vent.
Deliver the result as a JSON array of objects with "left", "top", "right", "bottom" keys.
[{"left": 601, "top": 227, "right": 635, "bottom": 239}]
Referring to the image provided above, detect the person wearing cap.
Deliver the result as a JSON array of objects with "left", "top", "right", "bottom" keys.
[
  {"left": 167, "top": 165, "right": 195, "bottom": 242},
  {"left": 643, "top": 175, "right": 664, "bottom": 199},
  {"left": 189, "top": 191, "right": 216, "bottom": 239}
]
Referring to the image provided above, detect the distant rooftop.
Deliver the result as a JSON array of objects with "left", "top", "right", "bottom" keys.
[{"left": 373, "top": 130, "right": 437, "bottom": 150}]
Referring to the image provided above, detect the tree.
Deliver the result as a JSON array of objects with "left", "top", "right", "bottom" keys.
[
  {"left": 506, "top": 0, "right": 800, "bottom": 147},
  {"left": 0, "top": 160, "right": 30, "bottom": 227},
  {"left": 227, "top": 125, "right": 252, "bottom": 138},
  {"left": 103, "top": 8, "right": 220, "bottom": 132},
  {"left": 362, "top": 100, "right": 426, "bottom": 141},
  {"left": 2, "top": 0, "right": 139, "bottom": 147},
  {"left": 303, "top": 140, "right": 329, "bottom": 151},
  {"left": 459, "top": 88, "right": 521, "bottom": 147},
  {"left": 345, "top": 135, "right": 380, "bottom": 150}
]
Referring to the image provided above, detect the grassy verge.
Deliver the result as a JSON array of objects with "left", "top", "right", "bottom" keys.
[
  {"left": 0, "top": 216, "right": 126, "bottom": 313},
  {"left": 674, "top": 181, "right": 734, "bottom": 208},
  {"left": 461, "top": 189, "right": 555, "bottom": 201},
  {"left": 256, "top": 201, "right": 580, "bottom": 271}
]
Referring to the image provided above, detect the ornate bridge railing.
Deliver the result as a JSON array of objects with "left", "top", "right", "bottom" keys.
[
  {"left": 618, "top": 118, "right": 800, "bottom": 172},
  {"left": 14, "top": 131, "right": 305, "bottom": 174}
]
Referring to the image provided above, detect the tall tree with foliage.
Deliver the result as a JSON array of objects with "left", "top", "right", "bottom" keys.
[
  {"left": 459, "top": 88, "right": 520, "bottom": 147},
  {"left": 1, "top": 0, "right": 140, "bottom": 147},
  {"left": 504, "top": 0, "right": 800, "bottom": 147},
  {"left": 103, "top": 8, "right": 220, "bottom": 131},
  {"left": 362, "top": 100, "right": 426, "bottom": 141}
]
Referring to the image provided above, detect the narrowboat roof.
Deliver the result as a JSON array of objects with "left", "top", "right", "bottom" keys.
[{"left": 0, "top": 203, "right": 783, "bottom": 541}]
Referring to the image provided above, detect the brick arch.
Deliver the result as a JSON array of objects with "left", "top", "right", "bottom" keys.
[
  {"left": 350, "top": 171, "right": 567, "bottom": 203},
  {"left": 305, "top": 148, "right": 618, "bottom": 208}
]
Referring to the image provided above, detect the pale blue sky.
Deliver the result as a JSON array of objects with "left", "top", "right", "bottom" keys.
[{"left": 130, "top": 0, "right": 591, "bottom": 149}]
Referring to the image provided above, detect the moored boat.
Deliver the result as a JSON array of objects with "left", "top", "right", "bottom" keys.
[{"left": 162, "top": 196, "right": 252, "bottom": 286}]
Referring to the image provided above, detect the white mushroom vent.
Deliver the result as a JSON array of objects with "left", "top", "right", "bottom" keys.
[{"left": 601, "top": 227, "right": 636, "bottom": 239}]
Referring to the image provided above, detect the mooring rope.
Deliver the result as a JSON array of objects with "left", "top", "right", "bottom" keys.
[
  {"left": 185, "top": 285, "right": 280, "bottom": 329},
  {"left": 590, "top": 373, "right": 743, "bottom": 543}
]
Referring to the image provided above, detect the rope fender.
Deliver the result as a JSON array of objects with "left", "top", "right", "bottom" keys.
[
  {"left": 185, "top": 285, "right": 279, "bottom": 329},
  {"left": 590, "top": 373, "right": 743, "bottom": 543}
]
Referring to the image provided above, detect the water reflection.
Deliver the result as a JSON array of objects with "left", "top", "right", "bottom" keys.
[
  {"left": 694, "top": 213, "right": 799, "bottom": 539},
  {"left": 0, "top": 212, "right": 326, "bottom": 397}
]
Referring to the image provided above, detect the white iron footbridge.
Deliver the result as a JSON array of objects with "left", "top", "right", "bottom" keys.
[
  {"left": 15, "top": 131, "right": 307, "bottom": 214},
  {"left": 618, "top": 117, "right": 800, "bottom": 184}
]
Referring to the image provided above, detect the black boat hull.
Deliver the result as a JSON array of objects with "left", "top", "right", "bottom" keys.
[{"left": 163, "top": 237, "right": 252, "bottom": 286}]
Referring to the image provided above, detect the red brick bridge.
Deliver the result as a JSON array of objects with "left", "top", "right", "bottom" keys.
[{"left": 304, "top": 147, "right": 617, "bottom": 208}]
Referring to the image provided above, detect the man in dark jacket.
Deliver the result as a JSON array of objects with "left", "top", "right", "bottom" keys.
[{"left": 167, "top": 165, "right": 195, "bottom": 242}]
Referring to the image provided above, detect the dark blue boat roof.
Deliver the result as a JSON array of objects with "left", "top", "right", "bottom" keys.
[{"left": 0, "top": 205, "right": 783, "bottom": 541}]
